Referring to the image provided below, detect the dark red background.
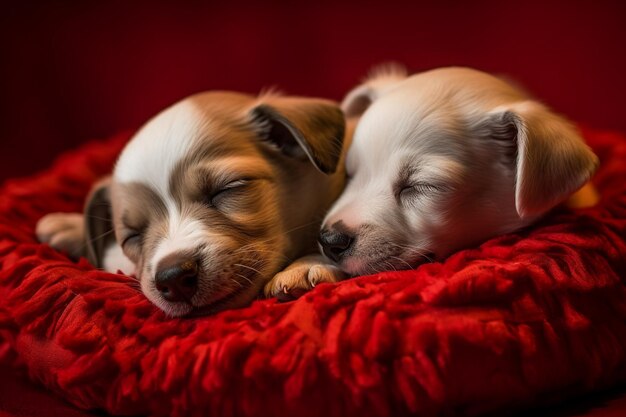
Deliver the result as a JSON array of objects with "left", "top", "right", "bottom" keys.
[{"left": 1, "top": 0, "right": 625, "bottom": 182}]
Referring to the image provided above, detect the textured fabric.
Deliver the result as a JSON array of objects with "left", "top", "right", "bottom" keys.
[{"left": 0, "top": 127, "right": 625, "bottom": 417}]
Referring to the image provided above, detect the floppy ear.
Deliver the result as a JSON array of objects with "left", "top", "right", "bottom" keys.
[
  {"left": 341, "top": 63, "right": 408, "bottom": 118},
  {"left": 485, "top": 101, "right": 599, "bottom": 218},
  {"left": 84, "top": 178, "right": 115, "bottom": 268},
  {"left": 250, "top": 97, "right": 345, "bottom": 174}
]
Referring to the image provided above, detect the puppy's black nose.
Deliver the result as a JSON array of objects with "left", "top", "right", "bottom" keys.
[
  {"left": 155, "top": 258, "right": 199, "bottom": 302},
  {"left": 319, "top": 228, "right": 354, "bottom": 263}
]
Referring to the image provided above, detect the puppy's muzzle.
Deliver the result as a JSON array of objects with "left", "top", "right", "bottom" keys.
[
  {"left": 319, "top": 227, "right": 355, "bottom": 263},
  {"left": 155, "top": 255, "right": 199, "bottom": 302}
]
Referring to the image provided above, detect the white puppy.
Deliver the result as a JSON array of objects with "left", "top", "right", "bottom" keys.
[{"left": 319, "top": 66, "right": 599, "bottom": 276}]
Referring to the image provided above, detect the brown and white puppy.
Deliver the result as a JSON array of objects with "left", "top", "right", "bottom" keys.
[
  {"left": 37, "top": 91, "right": 349, "bottom": 316},
  {"left": 319, "top": 66, "right": 599, "bottom": 275}
]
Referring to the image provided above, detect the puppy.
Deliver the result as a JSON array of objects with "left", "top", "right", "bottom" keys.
[
  {"left": 319, "top": 66, "right": 599, "bottom": 276},
  {"left": 37, "top": 91, "right": 349, "bottom": 316}
]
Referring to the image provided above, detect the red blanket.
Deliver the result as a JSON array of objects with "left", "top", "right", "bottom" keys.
[{"left": 1, "top": 127, "right": 625, "bottom": 417}]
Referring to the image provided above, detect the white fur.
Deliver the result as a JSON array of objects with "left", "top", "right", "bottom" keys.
[
  {"left": 112, "top": 99, "right": 214, "bottom": 275},
  {"left": 102, "top": 242, "right": 136, "bottom": 276},
  {"left": 151, "top": 215, "right": 212, "bottom": 273},
  {"left": 323, "top": 66, "right": 598, "bottom": 276},
  {"left": 114, "top": 99, "right": 208, "bottom": 201}
]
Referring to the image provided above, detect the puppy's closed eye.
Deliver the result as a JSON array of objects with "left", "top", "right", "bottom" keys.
[
  {"left": 206, "top": 179, "right": 252, "bottom": 208},
  {"left": 120, "top": 228, "right": 143, "bottom": 262},
  {"left": 120, "top": 215, "right": 147, "bottom": 251},
  {"left": 397, "top": 182, "right": 445, "bottom": 203},
  {"left": 122, "top": 232, "right": 142, "bottom": 247}
]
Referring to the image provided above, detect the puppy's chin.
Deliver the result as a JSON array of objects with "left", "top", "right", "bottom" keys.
[
  {"left": 147, "top": 280, "right": 263, "bottom": 318},
  {"left": 341, "top": 250, "right": 435, "bottom": 276},
  {"left": 342, "top": 257, "right": 370, "bottom": 276}
]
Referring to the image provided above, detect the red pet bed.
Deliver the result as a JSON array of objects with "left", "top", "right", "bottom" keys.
[{"left": 1, "top": 127, "right": 626, "bottom": 417}]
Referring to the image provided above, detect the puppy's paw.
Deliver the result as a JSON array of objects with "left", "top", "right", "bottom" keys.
[
  {"left": 36, "top": 212, "right": 85, "bottom": 259},
  {"left": 264, "top": 255, "right": 346, "bottom": 301}
]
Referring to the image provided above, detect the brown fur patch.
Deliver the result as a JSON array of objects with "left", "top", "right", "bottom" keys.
[{"left": 107, "top": 91, "right": 350, "bottom": 315}]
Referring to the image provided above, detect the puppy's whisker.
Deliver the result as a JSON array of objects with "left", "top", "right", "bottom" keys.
[
  {"left": 234, "top": 258, "right": 269, "bottom": 266},
  {"left": 84, "top": 215, "right": 114, "bottom": 222},
  {"left": 230, "top": 277, "right": 244, "bottom": 288},
  {"left": 234, "top": 263, "right": 262, "bottom": 276},
  {"left": 233, "top": 249, "right": 291, "bottom": 263},
  {"left": 389, "top": 243, "right": 435, "bottom": 263},
  {"left": 383, "top": 260, "right": 397, "bottom": 271},
  {"left": 81, "top": 228, "right": 115, "bottom": 248},
  {"left": 390, "top": 255, "right": 414, "bottom": 270},
  {"left": 279, "top": 219, "right": 324, "bottom": 236},
  {"left": 234, "top": 273, "right": 254, "bottom": 287}
]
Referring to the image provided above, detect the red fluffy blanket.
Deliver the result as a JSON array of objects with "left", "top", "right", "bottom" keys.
[{"left": 1, "top": 127, "right": 626, "bottom": 417}]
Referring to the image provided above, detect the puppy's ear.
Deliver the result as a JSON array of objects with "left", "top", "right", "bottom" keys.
[
  {"left": 84, "top": 178, "right": 115, "bottom": 268},
  {"left": 341, "top": 63, "right": 408, "bottom": 118},
  {"left": 250, "top": 97, "right": 345, "bottom": 174},
  {"left": 485, "top": 101, "right": 599, "bottom": 218}
]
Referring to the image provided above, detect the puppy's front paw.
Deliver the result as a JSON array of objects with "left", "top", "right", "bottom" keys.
[
  {"left": 36, "top": 212, "right": 85, "bottom": 259},
  {"left": 264, "top": 255, "right": 346, "bottom": 301}
]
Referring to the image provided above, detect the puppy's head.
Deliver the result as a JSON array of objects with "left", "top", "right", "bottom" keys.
[
  {"left": 321, "top": 67, "right": 598, "bottom": 275},
  {"left": 84, "top": 92, "right": 345, "bottom": 316}
]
